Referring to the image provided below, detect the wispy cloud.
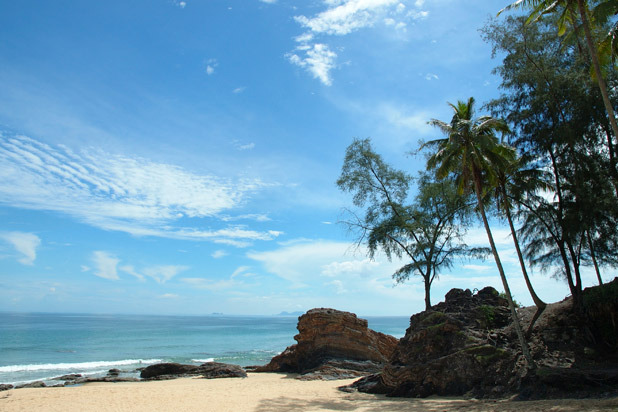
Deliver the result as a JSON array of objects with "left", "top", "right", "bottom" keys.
[
  {"left": 289, "top": 0, "right": 428, "bottom": 85},
  {"left": 92, "top": 251, "right": 120, "bottom": 280},
  {"left": 211, "top": 250, "right": 228, "bottom": 259},
  {"left": 206, "top": 58, "right": 218, "bottom": 75},
  {"left": 0, "top": 133, "right": 279, "bottom": 245},
  {"left": 288, "top": 43, "right": 337, "bottom": 86},
  {"left": 119, "top": 265, "right": 146, "bottom": 281},
  {"left": 0, "top": 231, "right": 41, "bottom": 265},
  {"left": 143, "top": 265, "right": 189, "bottom": 284}
]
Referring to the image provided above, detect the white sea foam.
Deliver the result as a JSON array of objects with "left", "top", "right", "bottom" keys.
[
  {"left": 191, "top": 358, "right": 215, "bottom": 363},
  {"left": 0, "top": 359, "right": 162, "bottom": 373}
]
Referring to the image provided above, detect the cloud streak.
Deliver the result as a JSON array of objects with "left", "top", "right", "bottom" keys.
[
  {"left": 92, "top": 251, "right": 120, "bottom": 280},
  {"left": 0, "top": 133, "right": 279, "bottom": 245},
  {"left": 0, "top": 231, "right": 41, "bottom": 265}
]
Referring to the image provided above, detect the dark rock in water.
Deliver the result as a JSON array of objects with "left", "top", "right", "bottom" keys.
[
  {"left": 199, "top": 362, "right": 247, "bottom": 379},
  {"left": 0, "top": 384, "right": 14, "bottom": 391},
  {"left": 107, "top": 368, "right": 121, "bottom": 376},
  {"left": 255, "top": 308, "right": 397, "bottom": 380},
  {"left": 55, "top": 374, "right": 82, "bottom": 381},
  {"left": 140, "top": 363, "right": 200, "bottom": 379},
  {"left": 141, "top": 362, "right": 247, "bottom": 380},
  {"left": 15, "top": 381, "right": 46, "bottom": 389}
]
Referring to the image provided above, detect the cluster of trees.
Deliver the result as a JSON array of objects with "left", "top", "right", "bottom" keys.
[{"left": 337, "top": 1, "right": 618, "bottom": 369}]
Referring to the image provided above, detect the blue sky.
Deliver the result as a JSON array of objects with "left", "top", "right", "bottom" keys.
[{"left": 0, "top": 0, "right": 609, "bottom": 316}]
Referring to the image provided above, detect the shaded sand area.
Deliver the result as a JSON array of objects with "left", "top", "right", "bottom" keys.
[{"left": 1, "top": 373, "right": 616, "bottom": 412}]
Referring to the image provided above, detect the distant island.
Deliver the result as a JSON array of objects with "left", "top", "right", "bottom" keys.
[{"left": 276, "top": 311, "right": 305, "bottom": 317}]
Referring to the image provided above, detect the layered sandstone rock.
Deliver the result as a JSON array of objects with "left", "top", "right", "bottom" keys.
[{"left": 255, "top": 308, "right": 398, "bottom": 379}]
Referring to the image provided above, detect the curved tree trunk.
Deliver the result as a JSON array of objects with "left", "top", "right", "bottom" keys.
[
  {"left": 474, "top": 176, "right": 534, "bottom": 369},
  {"left": 502, "top": 189, "right": 546, "bottom": 337}
]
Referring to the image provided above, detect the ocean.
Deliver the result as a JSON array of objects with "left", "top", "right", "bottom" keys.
[{"left": 0, "top": 312, "right": 409, "bottom": 386}]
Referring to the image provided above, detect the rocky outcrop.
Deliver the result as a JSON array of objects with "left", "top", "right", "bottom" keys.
[
  {"left": 140, "top": 362, "right": 246, "bottom": 380},
  {"left": 255, "top": 308, "right": 397, "bottom": 379},
  {"left": 350, "top": 283, "right": 618, "bottom": 399},
  {"left": 352, "top": 287, "right": 517, "bottom": 398}
]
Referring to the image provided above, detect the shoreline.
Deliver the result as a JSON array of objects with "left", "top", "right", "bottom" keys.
[{"left": 1, "top": 373, "right": 617, "bottom": 412}]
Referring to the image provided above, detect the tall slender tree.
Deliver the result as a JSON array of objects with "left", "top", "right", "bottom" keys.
[
  {"left": 423, "top": 97, "right": 535, "bottom": 369},
  {"left": 337, "top": 138, "right": 482, "bottom": 310},
  {"left": 491, "top": 152, "right": 548, "bottom": 336},
  {"left": 499, "top": 0, "right": 618, "bottom": 145},
  {"left": 483, "top": 14, "right": 618, "bottom": 310}
]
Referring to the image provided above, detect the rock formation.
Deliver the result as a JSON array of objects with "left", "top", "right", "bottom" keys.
[
  {"left": 140, "top": 362, "right": 247, "bottom": 380},
  {"left": 255, "top": 308, "right": 398, "bottom": 379},
  {"left": 351, "top": 282, "right": 618, "bottom": 399}
]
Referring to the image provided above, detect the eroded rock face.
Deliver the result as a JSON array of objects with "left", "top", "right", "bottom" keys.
[
  {"left": 256, "top": 308, "right": 398, "bottom": 379},
  {"left": 353, "top": 287, "right": 518, "bottom": 398}
]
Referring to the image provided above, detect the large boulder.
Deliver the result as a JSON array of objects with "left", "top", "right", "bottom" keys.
[
  {"left": 351, "top": 283, "right": 618, "bottom": 399},
  {"left": 255, "top": 308, "right": 398, "bottom": 379},
  {"left": 352, "top": 287, "right": 519, "bottom": 397}
]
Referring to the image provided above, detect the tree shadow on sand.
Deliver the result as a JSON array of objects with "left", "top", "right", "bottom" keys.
[
  {"left": 254, "top": 394, "right": 483, "bottom": 412},
  {"left": 253, "top": 393, "right": 618, "bottom": 412}
]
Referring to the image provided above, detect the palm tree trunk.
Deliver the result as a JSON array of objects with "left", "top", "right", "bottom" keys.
[
  {"left": 586, "top": 230, "right": 603, "bottom": 285},
  {"left": 474, "top": 176, "right": 534, "bottom": 369},
  {"left": 577, "top": 0, "right": 618, "bottom": 141},
  {"left": 502, "top": 188, "right": 546, "bottom": 337}
]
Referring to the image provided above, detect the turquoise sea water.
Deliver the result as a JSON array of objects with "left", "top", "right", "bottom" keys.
[{"left": 0, "top": 312, "right": 409, "bottom": 385}]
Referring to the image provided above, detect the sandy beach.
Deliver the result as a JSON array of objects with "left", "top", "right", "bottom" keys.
[{"left": 1, "top": 373, "right": 616, "bottom": 412}]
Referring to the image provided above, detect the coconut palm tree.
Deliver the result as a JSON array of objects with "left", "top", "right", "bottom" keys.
[{"left": 423, "top": 97, "right": 535, "bottom": 369}]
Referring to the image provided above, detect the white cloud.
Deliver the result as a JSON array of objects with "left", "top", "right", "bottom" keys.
[
  {"left": 287, "top": 0, "right": 429, "bottom": 84},
  {"left": 175, "top": 1, "right": 187, "bottom": 8},
  {"left": 92, "top": 251, "right": 120, "bottom": 280},
  {"left": 461, "top": 264, "right": 492, "bottom": 272},
  {"left": 327, "top": 279, "right": 348, "bottom": 294},
  {"left": 376, "top": 103, "right": 433, "bottom": 135},
  {"left": 288, "top": 43, "right": 337, "bottom": 86},
  {"left": 424, "top": 72, "right": 439, "bottom": 80},
  {"left": 0, "top": 231, "right": 41, "bottom": 265},
  {"left": 143, "top": 265, "right": 189, "bottom": 284},
  {"left": 159, "top": 293, "right": 179, "bottom": 299},
  {"left": 247, "top": 239, "right": 403, "bottom": 287},
  {"left": 0, "top": 134, "right": 277, "bottom": 245},
  {"left": 238, "top": 143, "right": 255, "bottom": 150},
  {"left": 294, "top": 0, "right": 399, "bottom": 36},
  {"left": 232, "top": 87, "right": 246, "bottom": 94},
  {"left": 259, "top": 0, "right": 277, "bottom": 3},
  {"left": 211, "top": 250, "right": 228, "bottom": 259},
  {"left": 119, "top": 265, "right": 146, "bottom": 281},
  {"left": 205, "top": 58, "right": 218, "bottom": 75},
  {"left": 464, "top": 226, "right": 513, "bottom": 248},
  {"left": 321, "top": 258, "right": 378, "bottom": 277}
]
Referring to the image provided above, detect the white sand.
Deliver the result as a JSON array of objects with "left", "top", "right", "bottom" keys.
[{"left": 1, "top": 373, "right": 616, "bottom": 412}]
